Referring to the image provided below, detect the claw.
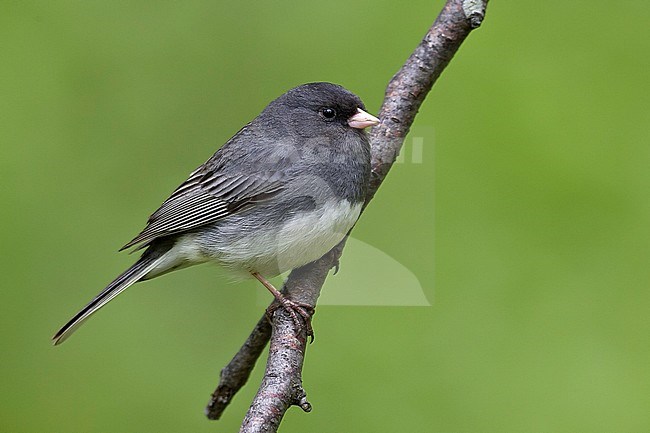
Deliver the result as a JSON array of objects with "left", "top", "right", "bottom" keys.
[
  {"left": 333, "top": 259, "right": 340, "bottom": 275},
  {"left": 253, "top": 272, "right": 315, "bottom": 342},
  {"left": 266, "top": 299, "right": 315, "bottom": 342}
]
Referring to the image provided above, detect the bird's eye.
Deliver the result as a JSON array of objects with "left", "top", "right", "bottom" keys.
[{"left": 320, "top": 108, "right": 337, "bottom": 119}]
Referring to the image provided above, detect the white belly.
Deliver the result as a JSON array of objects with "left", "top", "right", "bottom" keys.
[{"left": 216, "top": 199, "right": 362, "bottom": 277}]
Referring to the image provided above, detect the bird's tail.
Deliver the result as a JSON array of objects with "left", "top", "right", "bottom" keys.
[{"left": 52, "top": 253, "right": 166, "bottom": 345}]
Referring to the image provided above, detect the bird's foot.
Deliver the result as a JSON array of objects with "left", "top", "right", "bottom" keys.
[
  {"left": 266, "top": 299, "right": 315, "bottom": 342},
  {"left": 252, "top": 271, "right": 315, "bottom": 342}
]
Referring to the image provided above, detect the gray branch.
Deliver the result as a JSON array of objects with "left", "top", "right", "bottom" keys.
[{"left": 205, "top": 0, "right": 489, "bottom": 430}]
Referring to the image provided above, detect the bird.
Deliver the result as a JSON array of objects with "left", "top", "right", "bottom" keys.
[{"left": 52, "top": 82, "right": 379, "bottom": 345}]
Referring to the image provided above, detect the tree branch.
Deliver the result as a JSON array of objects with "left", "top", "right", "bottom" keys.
[
  {"left": 205, "top": 316, "right": 272, "bottom": 420},
  {"left": 205, "top": 244, "right": 344, "bottom": 421},
  {"left": 205, "top": 0, "right": 489, "bottom": 430}
]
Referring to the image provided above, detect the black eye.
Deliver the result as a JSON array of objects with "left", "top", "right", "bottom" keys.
[{"left": 320, "top": 108, "right": 336, "bottom": 119}]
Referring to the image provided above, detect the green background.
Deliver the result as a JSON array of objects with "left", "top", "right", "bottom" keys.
[{"left": 2, "top": 1, "right": 649, "bottom": 432}]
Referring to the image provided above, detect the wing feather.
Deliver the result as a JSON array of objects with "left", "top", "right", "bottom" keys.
[{"left": 120, "top": 168, "right": 286, "bottom": 251}]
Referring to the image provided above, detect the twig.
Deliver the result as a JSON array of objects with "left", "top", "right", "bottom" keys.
[
  {"left": 239, "top": 246, "right": 343, "bottom": 431},
  {"left": 205, "top": 316, "right": 272, "bottom": 420},
  {"left": 206, "top": 1, "right": 489, "bottom": 430},
  {"left": 205, "top": 244, "right": 344, "bottom": 421}
]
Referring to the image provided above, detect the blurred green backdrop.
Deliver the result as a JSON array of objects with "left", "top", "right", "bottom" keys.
[{"left": 2, "top": 1, "right": 649, "bottom": 432}]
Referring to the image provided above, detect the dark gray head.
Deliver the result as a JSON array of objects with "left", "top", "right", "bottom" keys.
[{"left": 260, "top": 82, "right": 379, "bottom": 138}]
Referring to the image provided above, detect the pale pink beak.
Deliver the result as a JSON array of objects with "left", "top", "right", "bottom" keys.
[{"left": 348, "top": 108, "right": 380, "bottom": 129}]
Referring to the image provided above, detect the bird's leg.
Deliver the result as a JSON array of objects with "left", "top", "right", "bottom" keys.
[{"left": 251, "top": 272, "right": 314, "bottom": 340}]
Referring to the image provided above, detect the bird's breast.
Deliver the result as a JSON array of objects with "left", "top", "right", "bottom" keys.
[
  {"left": 274, "top": 198, "right": 362, "bottom": 266},
  {"left": 203, "top": 199, "right": 363, "bottom": 277}
]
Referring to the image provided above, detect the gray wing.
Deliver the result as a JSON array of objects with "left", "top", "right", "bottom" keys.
[{"left": 120, "top": 166, "right": 286, "bottom": 251}]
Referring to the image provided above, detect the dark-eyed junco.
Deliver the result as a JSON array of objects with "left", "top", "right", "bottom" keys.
[{"left": 53, "top": 82, "right": 379, "bottom": 344}]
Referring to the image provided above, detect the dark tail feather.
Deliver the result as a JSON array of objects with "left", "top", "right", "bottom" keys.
[{"left": 52, "top": 254, "right": 165, "bottom": 345}]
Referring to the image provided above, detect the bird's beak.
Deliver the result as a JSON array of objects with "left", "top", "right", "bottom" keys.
[{"left": 348, "top": 108, "right": 380, "bottom": 129}]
